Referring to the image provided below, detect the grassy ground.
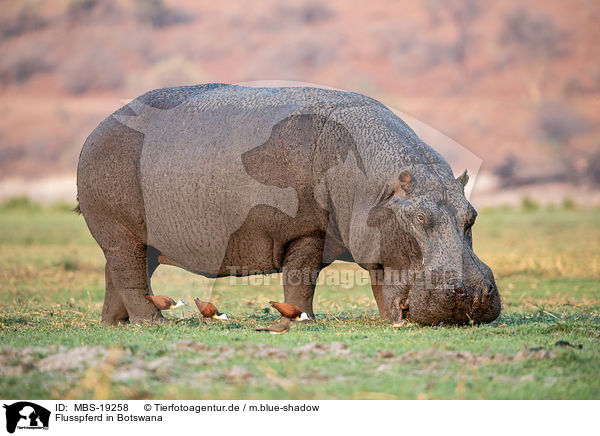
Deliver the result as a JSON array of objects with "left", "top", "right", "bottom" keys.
[{"left": 0, "top": 200, "right": 598, "bottom": 399}]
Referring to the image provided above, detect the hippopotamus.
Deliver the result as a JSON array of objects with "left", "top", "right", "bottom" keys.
[{"left": 76, "top": 83, "right": 500, "bottom": 326}]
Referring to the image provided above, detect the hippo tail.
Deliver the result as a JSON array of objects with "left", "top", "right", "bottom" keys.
[{"left": 73, "top": 194, "right": 81, "bottom": 215}]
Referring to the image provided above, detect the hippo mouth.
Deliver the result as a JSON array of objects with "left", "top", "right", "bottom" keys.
[{"left": 384, "top": 265, "right": 500, "bottom": 326}]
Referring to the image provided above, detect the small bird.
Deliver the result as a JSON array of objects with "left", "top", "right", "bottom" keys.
[
  {"left": 194, "top": 298, "right": 230, "bottom": 320},
  {"left": 145, "top": 295, "right": 186, "bottom": 311},
  {"left": 555, "top": 340, "right": 583, "bottom": 349},
  {"left": 269, "top": 301, "right": 312, "bottom": 321},
  {"left": 392, "top": 319, "right": 408, "bottom": 328},
  {"left": 255, "top": 318, "right": 292, "bottom": 334}
]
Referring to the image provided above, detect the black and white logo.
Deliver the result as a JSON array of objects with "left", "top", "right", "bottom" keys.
[{"left": 2, "top": 402, "right": 50, "bottom": 434}]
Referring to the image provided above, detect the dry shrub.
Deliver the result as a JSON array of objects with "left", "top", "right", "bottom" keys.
[
  {"left": 126, "top": 55, "right": 208, "bottom": 95},
  {"left": 290, "top": 1, "right": 335, "bottom": 24},
  {"left": 422, "top": 0, "right": 482, "bottom": 67},
  {"left": 0, "top": 0, "right": 48, "bottom": 40},
  {"left": 535, "top": 101, "right": 590, "bottom": 145},
  {"left": 242, "top": 34, "right": 339, "bottom": 79},
  {"left": 563, "top": 76, "right": 587, "bottom": 97},
  {"left": 0, "top": 44, "right": 54, "bottom": 85},
  {"left": 133, "top": 0, "right": 193, "bottom": 28},
  {"left": 256, "top": 1, "right": 335, "bottom": 31},
  {"left": 61, "top": 50, "right": 125, "bottom": 94},
  {"left": 499, "top": 8, "right": 567, "bottom": 61},
  {"left": 64, "top": 0, "right": 100, "bottom": 16},
  {"left": 587, "top": 148, "right": 600, "bottom": 187}
]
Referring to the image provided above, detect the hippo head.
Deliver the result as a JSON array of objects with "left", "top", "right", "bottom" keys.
[{"left": 366, "top": 169, "right": 501, "bottom": 325}]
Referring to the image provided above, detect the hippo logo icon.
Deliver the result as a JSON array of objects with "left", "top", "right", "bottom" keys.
[{"left": 2, "top": 402, "right": 50, "bottom": 433}]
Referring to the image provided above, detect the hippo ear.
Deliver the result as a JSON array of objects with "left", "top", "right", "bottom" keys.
[
  {"left": 457, "top": 170, "right": 469, "bottom": 188},
  {"left": 392, "top": 171, "right": 412, "bottom": 196}
]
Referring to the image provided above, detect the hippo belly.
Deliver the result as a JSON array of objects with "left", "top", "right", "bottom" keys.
[{"left": 113, "top": 99, "right": 300, "bottom": 275}]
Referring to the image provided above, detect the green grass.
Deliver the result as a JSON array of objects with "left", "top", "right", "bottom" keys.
[{"left": 0, "top": 204, "right": 599, "bottom": 399}]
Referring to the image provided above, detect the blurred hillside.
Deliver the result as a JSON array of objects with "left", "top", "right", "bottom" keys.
[{"left": 0, "top": 0, "right": 599, "bottom": 204}]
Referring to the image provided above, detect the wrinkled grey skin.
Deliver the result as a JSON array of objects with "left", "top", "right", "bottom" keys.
[{"left": 76, "top": 84, "right": 500, "bottom": 326}]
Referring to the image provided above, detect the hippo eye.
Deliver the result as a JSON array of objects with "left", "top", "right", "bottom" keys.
[{"left": 416, "top": 213, "right": 425, "bottom": 223}]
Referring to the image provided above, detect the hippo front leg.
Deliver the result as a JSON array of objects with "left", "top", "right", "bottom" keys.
[
  {"left": 368, "top": 268, "right": 388, "bottom": 319},
  {"left": 281, "top": 236, "right": 324, "bottom": 320}
]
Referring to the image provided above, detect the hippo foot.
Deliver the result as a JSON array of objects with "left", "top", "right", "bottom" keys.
[
  {"left": 102, "top": 317, "right": 130, "bottom": 326},
  {"left": 128, "top": 312, "right": 169, "bottom": 325}
]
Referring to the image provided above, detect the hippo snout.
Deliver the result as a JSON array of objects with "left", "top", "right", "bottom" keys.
[
  {"left": 407, "top": 278, "right": 501, "bottom": 326},
  {"left": 471, "top": 280, "right": 501, "bottom": 324},
  {"left": 486, "top": 281, "right": 498, "bottom": 296},
  {"left": 446, "top": 279, "right": 467, "bottom": 296},
  {"left": 446, "top": 279, "right": 496, "bottom": 302}
]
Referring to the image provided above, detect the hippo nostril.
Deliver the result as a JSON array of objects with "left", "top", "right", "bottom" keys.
[
  {"left": 447, "top": 279, "right": 467, "bottom": 297},
  {"left": 486, "top": 281, "right": 496, "bottom": 296}
]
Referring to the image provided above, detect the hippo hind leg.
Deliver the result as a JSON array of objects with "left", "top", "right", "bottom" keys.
[
  {"left": 92, "top": 219, "right": 163, "bottom": 325},
  {"left": 101, "top": 245, "right": 162, "bottom": 325},
  {"left": 101, "top": 263, "right": 129, "bottom": 325}
]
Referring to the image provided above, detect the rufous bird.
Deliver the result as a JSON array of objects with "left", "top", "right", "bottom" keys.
[
  {"left": 145, "top": 295, "right": 186, "bottom": 310},
  {"left": 255, "top": 318, "right": 292, "bottom": 334},
  {"left": 269, "top": 301, "right": 312, "bottom": 321},
  {"left": 194, "top": 298, "right": 230, "bottom": 320}
]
